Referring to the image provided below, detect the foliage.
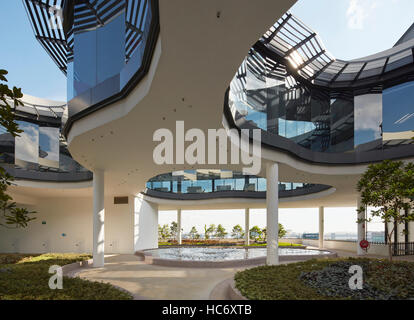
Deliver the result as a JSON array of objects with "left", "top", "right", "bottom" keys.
[
  {"left": 204, "top": 224, "right": 215, "bottom": 239},
  {"left": 170, "top": 221, "right": 179, "bottom": 239},
  {"left": 0, "top": 253, "right": 132, "bottom": 300},
  {"left": 300, "top": 260, "right": 388, "bottom": 299},
  {"left": 357, "top": 160, "right": 414, "bottom": 261},
  {"left": 278, "top": 223, "right": 287, "bottom": 238},
  {"left": 248, "top": 242, "right": 302, "bottom": 247},
  {"left": 189, "top": 226, "right": 199, "bottom": 239},
  {"left": 249, "top": 226, "right": 263, "bottom": 241},
  {"left": 214, "top": 224, "right": 227, "bottom": 239},
  {"left": 235, "top": 258, "right": 414, "bottom": 300},
  {"left": 0, "top": 69, "right": 36, "bottom": 229},
  {"left": 0, "top": 69, "right": 23, "bottom": 137},
  {"left": 262, "top": 223, "right": 287, "bottom": 242},
  {"left": 158, "top": 224, "right": 171, "bottom": 241},
  {"left": 231, "top": 224, "right": 244, "bottom": 239}
]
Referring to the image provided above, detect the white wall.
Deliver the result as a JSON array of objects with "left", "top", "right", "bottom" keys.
[
  {"left": 0, "top": 195, "right": 134, "bottom": 254},
  {"left": 134, "top": 197, "right": 158, "bottom": 251}
]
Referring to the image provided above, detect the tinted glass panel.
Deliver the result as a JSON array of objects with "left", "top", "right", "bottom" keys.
[
  {"left": 15, "top": 121, "right": 39, "bottom": 169},
  {"left": 354, "top": 94, "right": 382, "bottom": 149},
  {"left": 39, "top": 127, "right": 60, "bottom": 169},
  {"left": 383, "top": 81, "right": 414, "bottom": 141},
  {"left": 68, "top": 0, "right": 154, "bottom": 117}
]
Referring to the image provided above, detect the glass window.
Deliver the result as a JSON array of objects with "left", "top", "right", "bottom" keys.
[
  {"left": 383, "top": 81, "right": 414, "bottom": 140},
  {"left": 39, "top": 127, "right": 60, "bottom": 169},
  {"left": 329, "top": 96, "right": 354, "bottom": 152},
  {"left": 97, "top": 12, "right": 125, "bottom": 84},
  {"left": 354, "top": 94, "right": 382, "bottom": 149},
  {"left": 310, "top": 95, "right": 330, "bottom": 152},
  {"left": 15, "top": 121, "right": 39, "bottom": 169},
  {"left": 69, "top": 1, "right": 155, "bottom": 115},
  {"left": 73, "top": 28, "right": 97, "bottom": 97}
]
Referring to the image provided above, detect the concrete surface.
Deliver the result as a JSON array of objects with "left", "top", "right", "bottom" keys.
[{"left": 77, "top": 251, "right": 414, "bottom": 300}]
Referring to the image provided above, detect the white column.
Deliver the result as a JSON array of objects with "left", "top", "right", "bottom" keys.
[
  {"left": 398, "top": 209, "right": 406, "bottom": 242},
  {"left": 266, "top": 162, "right": 279, "bottom": 265},
  {"left": 319, "top": 206, "right": 324, "bottom": 249},
  {"left": 93, "top": 169, "right": 105, "bottom": 267},
  {"left": 245, "top": 208, "right": 250, "bottom": 246},
  {"left": 409, "top": 221, "right": 414, "bottom": 242},
  {"left": 357, "top": 196, "right": 366, "bottom": 256},
  {"left": 134, "top": 197, "right": 158, "bottom": 251},
  {"left": 177, "top": 209, "right": 182, "bottom": 245}
]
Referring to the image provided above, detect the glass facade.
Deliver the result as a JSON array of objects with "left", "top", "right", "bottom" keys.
[
  {"left": 354, "top": 94, "right": 382, "bottom": 150},
  {"left": 229, "top": 51, "right": 414, "bottom": 155},
  {"left": 146, "top": 170, "right": 319, "bottom": 194},
  {"left": 0, "top": 120, "right": 89, "bottom": 178},
  {"left": 383, "top": 81, "right": 414, "bottom": 140},
  {"left": 67, "top": 0, "right": 154, "bottom": 116}
]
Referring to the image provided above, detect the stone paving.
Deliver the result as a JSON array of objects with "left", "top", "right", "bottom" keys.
[{"left": 76, "top": 250, "right": 414, "bottom": 300}]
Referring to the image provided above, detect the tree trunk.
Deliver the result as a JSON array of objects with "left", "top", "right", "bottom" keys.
[{"left": 387, "top": 232, "right": 393, "bottom": 262}]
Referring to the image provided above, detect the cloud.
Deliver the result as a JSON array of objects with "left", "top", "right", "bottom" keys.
[
  {"left": 347, "top": 0, "right": 366, "bottom": 30},
  {"left": 346, "top": 0, "right": 380, "bottom": 30}
]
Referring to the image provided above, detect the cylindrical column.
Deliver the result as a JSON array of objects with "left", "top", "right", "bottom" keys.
[
  {"left": 245, "top": 208, "right": 250, "bottom": 246},
  {"left": 134, "top": 198, "right": 158, "bottom": 251},
  {"left": 266, "top": 162, "right": 279, "bottom": 265},
  {"left": 93, "top": 169, "right": 105, "bottom": 267},
  {"left": 177, "top": 209, "right": 182, "bottom": 245},
  {"left": 319, "top": 206, "right": 324, "bottom": 249},
  {"left": 357, "top": 196, "right": 366, "bottom": 256}
]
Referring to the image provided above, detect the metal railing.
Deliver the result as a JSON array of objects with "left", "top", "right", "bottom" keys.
[{"left": 392, "top": 242, "right": 414, "bottom": 256}]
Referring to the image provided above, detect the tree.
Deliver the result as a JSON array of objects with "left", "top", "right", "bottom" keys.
[
  {"left": 170, "top": 221, "right": 183, "bottom": 240},
  {"left": 189, "top": 226, "right": 199, "bottom": 239},
  {"left": 357, "top": 160, "right": 414, "bottom": 261},
  {"left": 158, "top": 224, "right": 171, "bottom": 241},
  {"left": 231, "top": 224, "right": 244, "bottom": 239},
  {"left": 204, "top": 224, "right": 215, "bottom": 239},
  {"left": 262, "top": 223, "right": 286, "bottom": 242},
  {"left": 0, "top": 69, "right": 35, "bottom": 229},
  {"left": 249, "top": 226, "right": 262, "bottom": 241},
  {"left": 278, "top": 223, "right": 287, "bottom": 238},
  {"left": 215, "top": 224, "right": 227, "bottom": 239}
]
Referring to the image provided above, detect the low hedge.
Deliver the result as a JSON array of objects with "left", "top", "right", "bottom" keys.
[
  {"left": 234, "top": 258, "right": 414, "bottom": 300},
  {"left": 0, "top": 253, "right": 132, "bottom": 300}
]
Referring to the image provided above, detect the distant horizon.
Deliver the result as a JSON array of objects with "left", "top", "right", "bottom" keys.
[{"left": 159, "top": 207, "right": 385, "bottom": 235}]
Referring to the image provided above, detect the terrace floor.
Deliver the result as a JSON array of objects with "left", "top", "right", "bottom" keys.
[{"left": 75, "top": 250, "right": 414, "bottom": 300}]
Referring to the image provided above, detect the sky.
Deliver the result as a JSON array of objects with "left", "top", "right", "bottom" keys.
[
  {"left": 1, "top": 1, "right": 413, "bottom": 101},
  {"left": 1, "top": 0, "right": 412, "bottom": 234},
  {"left": 0, "top": 1, "right": 67, "bottom": 100}
]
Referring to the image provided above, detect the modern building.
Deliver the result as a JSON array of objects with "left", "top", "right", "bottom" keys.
[{"left": 1, "top": 0, "right": 414, "bottom": 266}]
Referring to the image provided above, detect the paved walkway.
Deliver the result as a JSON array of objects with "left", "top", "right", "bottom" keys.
[
  {"left": 77, "top": 254, "right": 245, "bottom": 300},
  {"left": 76, "top": 250, "right": 414, "bottom": 300}
]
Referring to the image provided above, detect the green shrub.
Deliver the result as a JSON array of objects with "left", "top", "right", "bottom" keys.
[
  {"left": 234, "top": 258, "right": 414, "bottom": 300},
  {"left": 0, "top": 253, "right": 132, "bottom": 300}
]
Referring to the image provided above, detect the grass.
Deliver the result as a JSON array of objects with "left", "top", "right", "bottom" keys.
[
  {"left": 158, "top": 241, "right": 302, "bottom": 247},
  {"left": 247, "top": 242, "right": 302, "bottom": 247},
  {"left": 234, "top": 257, "right": 414, "bottom": 300},
  {"left": 0, "top": 253, "right": 132, "bottom": 300}
]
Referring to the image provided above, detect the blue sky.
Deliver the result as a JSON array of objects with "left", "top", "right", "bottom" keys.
[
  {"left": 0, "top": 1, "right": 66, "bottom": 100},
  {"left": 1, "top": 0, "right": 413, "bottom": 100},
  {"left": 291, "top": 0, "right": 414, "bottom": 60}
]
